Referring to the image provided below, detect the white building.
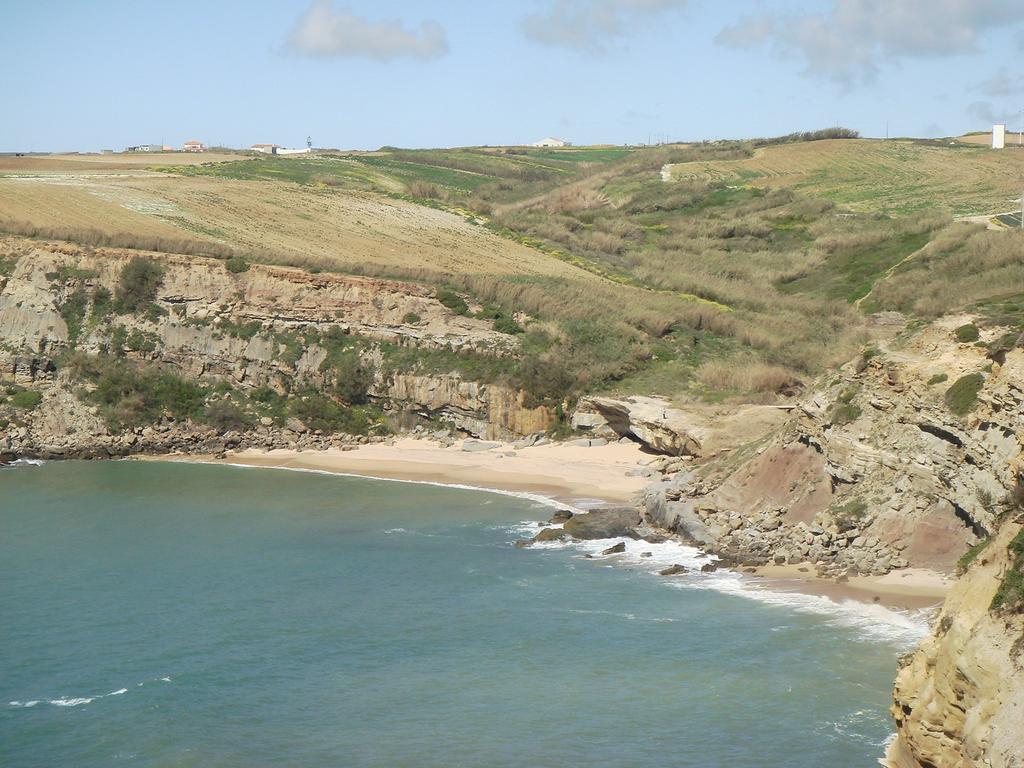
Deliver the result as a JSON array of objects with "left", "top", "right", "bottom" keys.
[
  {"left": 125, "top": 144, "right": 161, "bottom": 152},
  {"left": 277, "top": 147, "right": 312, "bottom": 155},
  {"left": 531, "top": 137, "right": 571, "bottom": 148},
  {"left": 182, "top": 140, "right": 206, "bottom": 153},
  {"left": 993, "top": 124, "right": 1006, "bottom": 150},
  {"left": 251, "top": 143, "right": 279, "bottom": 155}
]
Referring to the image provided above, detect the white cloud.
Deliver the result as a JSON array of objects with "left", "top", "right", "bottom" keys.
[
  {"left": 288, "top": 1, "right": 448, "bottom": 61},
  {"left": 717, "top": 0, "right": 1017, "bottom": 86},
  {"left": 522, "top": 0, "right": 688, "bottom": 53}
]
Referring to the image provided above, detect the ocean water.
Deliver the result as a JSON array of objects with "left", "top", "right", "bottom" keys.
[{"left": 0, "top": 461, "right": 928, "bottom": 768}]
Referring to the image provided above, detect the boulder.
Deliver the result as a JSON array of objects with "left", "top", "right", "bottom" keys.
[
  {"left": 549, "top": 509, "right": 574, "bottom": 524},
  {"left": 572, "top": 396, "right": 709, "bottom": 456},
  {"left": 700, "top": 562, "right": 720, "bottom": 573},
  {"left": 659, "top": 564, "right": 688, "bottom": 576},
  {"left": 531, "top": 527, "right": 570, "bottom": 543},
  {"left": 601, "top": 542, "right": 627, "bottom": 555},
  {"left": 563, "top": 506, "right": 641, "bottom": 540},
  {"left": 462, "top": 439, "right": 501, "bottom": 452}
]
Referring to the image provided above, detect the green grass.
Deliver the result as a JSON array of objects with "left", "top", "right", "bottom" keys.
[
  {"left": 945, "top": 372, "right": 984, "bottom": 415},
  {"left": 957, "top": 538, "right": 990, "bottom": 573},
  {"left": 778, "top": 231, "right": 931, "bottom": 303},
  {"left": 991, "top": 529, "right": 1024, "bottom": 613}
]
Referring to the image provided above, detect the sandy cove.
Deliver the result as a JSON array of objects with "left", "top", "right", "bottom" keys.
[{"left": 146, "top": 438, "right": 950, "bottom": 611}]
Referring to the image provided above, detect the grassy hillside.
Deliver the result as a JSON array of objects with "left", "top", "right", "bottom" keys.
[
  {"left": 666, "top": 139, "right": 1024, "bottom": 215},
  {"left": 3, "top": 136, "right": 1023, "bottom": 408}
]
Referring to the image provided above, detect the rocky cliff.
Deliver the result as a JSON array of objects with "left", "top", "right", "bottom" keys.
[
  {"left": 0, "top": 236, "right": 555, "bottom": 450},
  {"left": 885, "top": 517, "right": 1024, "bottom": 768}
]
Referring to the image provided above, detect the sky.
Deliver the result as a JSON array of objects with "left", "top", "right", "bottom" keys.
[{"left": 2, "top": 0, "right": 1023, "bottom": 152}]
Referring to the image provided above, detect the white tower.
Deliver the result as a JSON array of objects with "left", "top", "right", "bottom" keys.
[{"left": 992, "top": 124, "right": 1006, "bottom": 150}]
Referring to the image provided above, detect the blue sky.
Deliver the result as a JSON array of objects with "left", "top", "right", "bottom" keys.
[{"left": 3, "top": 0, "right": 1023, "bottom": 151}]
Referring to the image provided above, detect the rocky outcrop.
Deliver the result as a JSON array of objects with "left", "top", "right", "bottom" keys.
[
  {"left": 562, "top": 506, "right": 642, "bottom": 539},
  {"left": 0, "top": 238, "right": 554, "bottom": 440},
  {"left": 885, "top": 517, "right": 1024, "bottom": 768},
  {"left": 572, "top": 396, "right": 709, "bottom": 455},
  {"left": 379, "top": 373, "right": 554, "bottom": 440}
]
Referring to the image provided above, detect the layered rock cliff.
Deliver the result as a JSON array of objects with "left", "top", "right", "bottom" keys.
[
  {"left": 0, "top": 236, "right": 555, "bottom": 449},
  {"left": 885, "top": 517, "right": 1024, "bottom": 768}
]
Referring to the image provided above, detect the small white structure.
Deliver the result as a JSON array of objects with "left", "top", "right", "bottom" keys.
[
  {"left": 993, "top": 124, "right": 1006, "bottom": 150},
  {"left": 531, "top": 137, "right": 571, "bottom": 148},
  {"left": 251, "top": 143, "right": 279, "bottom": 155},
  {"left": 182, "top": 140, "right": 206, "bottom": 153},
  {"left": 125, "top": 144, "right": 161, "bottom": 152},
  {"left": 277, "top": 147, "right": 312, "bottom": 155}
]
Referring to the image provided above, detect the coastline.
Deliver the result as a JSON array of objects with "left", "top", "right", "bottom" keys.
[{"left": 139, "top": 438, "right": 950, "bottom": 613}]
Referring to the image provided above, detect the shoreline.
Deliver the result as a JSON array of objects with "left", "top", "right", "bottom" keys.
[{"left": 140, "top": 439, "right": 950, "bottom": 613}]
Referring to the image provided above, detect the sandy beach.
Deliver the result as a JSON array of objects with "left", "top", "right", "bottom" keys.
[
  {"left": 146, "top": 438, "right": 950, "bottom": 611},
  {"left": 154, "top": 438, "right": 654, "bottom": 507}
]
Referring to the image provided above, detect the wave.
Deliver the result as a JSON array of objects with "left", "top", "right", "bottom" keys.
[
  {"left": 512, "top": 522, "right": 932, "bottom": 649},
  {"left": 1, "top": 458, "right": 44, "bottom": 469},
  {"left": 8, "top": 676, "right": 173, "bottom": 710}
]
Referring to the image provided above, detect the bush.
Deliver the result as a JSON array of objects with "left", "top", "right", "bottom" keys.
[
  {"left": 945, "top": 373, "right": 984, "bottom": 416},
  {"left": 927, "top": 373, "right": 948, "bottom": 385},
  {"left": 954, "top": 324, "right": 979, "bottom": 343},
  {"left": 115, "top": 257, "right": 165, "bottom": 313},
  {"left": 59, "top": 288, "right": 89, "bottom": 344},
  {"left": 11, "top": 390, "right": 42, "bottom": 410},
  {"left": 833, "top": 498, "right": 867, "bottom": 531},
  {"left": 204, "top": 400, "right": 253, "bottom": 432},
  {"left": 330, "top": 352, "right": 372, "bottom": 406},
  {"left": 402, "top": 312, "right": 422, "bottom": 324},
  {"left": 991, "top": 530, "right": 1024, "bottom": 613},
  {"left": 225, "top": 257, "right": 250, "bottom": 273},
  {"left": 493, "top": 315, "right": 524, "bottom": 335},
  {"left": 436, "top": 288, "right": 469, "bottom": 316}
]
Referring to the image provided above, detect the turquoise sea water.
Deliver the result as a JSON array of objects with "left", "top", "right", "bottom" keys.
[{"left": 1, "top": 461, "right": 923, "bottom": 767}]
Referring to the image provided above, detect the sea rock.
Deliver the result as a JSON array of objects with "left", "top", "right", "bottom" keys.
[
  {"left": 550, "top": 509, "right": 574, "bottom": 524},
  {"left": 700, "top": 562, "right": 720, "bottom": 573},
  {"left": 659, "top": 564, "right": 688, "bottom": 576},
  {"left": 601, "top": 542, "right": 627, "bottom": 555},
  {"left": 562, "top": 506, "right": 641, "bottom": 540},
  {"left": 531, "top": 527, "right": 570, "bottom": 543}
]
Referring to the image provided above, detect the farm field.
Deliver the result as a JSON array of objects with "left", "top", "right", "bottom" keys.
[
  {"left": 0, "top": 151, "right": 247, "bottom": 173},
  {"left": 665, "top": 139, "right": 1024, "bottom": 215}
]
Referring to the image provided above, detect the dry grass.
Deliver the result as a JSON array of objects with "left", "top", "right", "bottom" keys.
[
  {"left": 868, "top": 225, "right": 1024, "bottom": 316},
  {"left": 695, "top": 359, "right": 802, "bottom": 394}
]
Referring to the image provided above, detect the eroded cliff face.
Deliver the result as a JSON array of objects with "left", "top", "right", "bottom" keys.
[
  {"left": 885, "top": 518, "right": 1024, "bottom": 768},
  {"left": 616, "top": 317, "right": 1024, "bottom": 578},
  {"left": 0, "top": 237, "right": 554, "bottom": 443}
]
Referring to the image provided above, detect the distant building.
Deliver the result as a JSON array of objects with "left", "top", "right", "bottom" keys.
[
  {"left": 125, "top": 144, "right": 161, "bottom": 152},
  {"left": 531, "top": 137, "right": 571, "bottom": 148},
  {"left": 277, "top": 147, "right": 312, "bottom": 155},
  {"left": 101, "top": 149, "right": 114, "bottom": 155},
  {"left": 993, "top": 124, "right": 1006, "bottom": 150},
  {"left": 182, "top": 140, "right": 206, "bottom": 153},
  {"left": 251, "top": 143, "right": 279, "bottom": 155},
  {"left": 162, "top": 145, "right": 174, "bottom": 152}
]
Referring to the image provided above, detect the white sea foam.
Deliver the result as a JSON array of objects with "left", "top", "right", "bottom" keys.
[
  {"left": 49, "top": 697, "right": 96, "bottom": 707},
  {"left": 512, "top": 521, "right": 933, "bottom": 649},
  {"left": 9, "top": 676, "right": 174, "bottom": 709},
  {"left": 208, "top": 461, "right": 581, "bottom": 513},
  {"left": 1, "top": 458, "right": 44, "bottom": 469}
]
